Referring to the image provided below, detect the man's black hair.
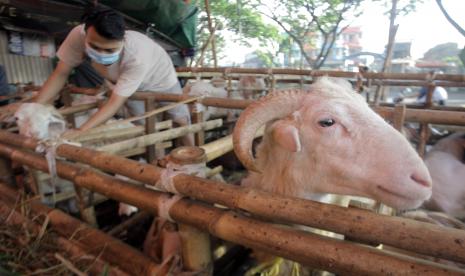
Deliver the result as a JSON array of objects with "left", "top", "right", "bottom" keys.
[{"left": 83, "top": 8, "right": 125, "bottom": 40}]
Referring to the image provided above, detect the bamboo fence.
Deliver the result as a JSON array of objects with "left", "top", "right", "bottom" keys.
[
  {"left": 0, "top": 142, "right": 463, "bottom": 275},
  {"left": 0, "top": 131, "right": 464, "bottom": 268}
]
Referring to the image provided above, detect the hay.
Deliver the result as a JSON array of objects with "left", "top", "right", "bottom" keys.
[{"left": 0, "top": 193, "right": 104, "bottom": 276}]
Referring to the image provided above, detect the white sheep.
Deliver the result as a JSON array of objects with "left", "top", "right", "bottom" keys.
[
  {"left": 14, "top": 103, "right": 78, "bottom": 211},
  {"left": 423, "top": 132, "right": 465, "bottom": 218},
  {"left": 233, "top": 77, "right": 432, "bottom": 210},
  {"left": 183, "top": 77, "right": 236, "bottom": 121},
  {"left": 15, "top": 103, "right": 66, "bottom": 140},
  {"left": 238, "top": 75, "right": 267, "bottom": 99}
]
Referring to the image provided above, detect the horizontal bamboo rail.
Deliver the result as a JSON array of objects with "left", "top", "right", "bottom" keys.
[
  {"left": 179, "top": 75, "right": 465, "bottom": 88},
  {"left": 97, "top": 119, "right": 223, "bottom": 154},
  {"left": 74, "top": 120, "right": 173, "bottom": 144},
  {"left": 200, "top": 127, "right": 265, "bottom": 162},
  {"left": 0, "top": 183, "right": 158, "bottom": 276},
  {"left": 379, "top": 103, "right": 465, "bottom": 112},
  {"left": 176, "top": 67, "right": 465, "bottom": 83},
  {"left": 58, "top": 103, "right": 98, "bottom": 116},
  {"left": 0, "top": 143, "right": 461, "bottom": 275},
  {"left": 1, "top": 130, "right": 465, "bottom": 265},
  {"left": 373, "top": 106, "right": 465, "bottom": 125},
  {"left": 118, "top": 142, "right": 172, "bottom": 158},
  {"left": 129, "top": 92, "right": 465, "bottom": 126}
]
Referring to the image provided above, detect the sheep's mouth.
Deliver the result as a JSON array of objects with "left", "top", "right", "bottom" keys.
[{"left": 376, "top": 186, "right": 415, "bottom": 201}]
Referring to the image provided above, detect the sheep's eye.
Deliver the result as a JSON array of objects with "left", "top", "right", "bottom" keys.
[{"left": 318, "top": 118, "right": 335, "bottom": 127}]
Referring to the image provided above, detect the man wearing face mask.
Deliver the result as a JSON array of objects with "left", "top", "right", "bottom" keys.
[{"left": 3, "top": 8, "right": 193, "bottom": 145}]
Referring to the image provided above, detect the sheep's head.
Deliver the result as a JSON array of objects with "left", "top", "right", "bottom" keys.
[
  {"left": 15, "top": 103, "right": 66, "bottom": 140},
  {"left": 233, "top": 77, "right": 432, "bottom": 210}
]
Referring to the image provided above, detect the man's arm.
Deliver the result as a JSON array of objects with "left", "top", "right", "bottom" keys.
[
  {"left": 35, "top": 61, "right": 73, "bottom": 104},
  {"left": 78, "top": 92, "right": 127, "bottom": 131}
]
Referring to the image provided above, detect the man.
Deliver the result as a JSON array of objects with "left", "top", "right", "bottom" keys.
[
  {"left": 416, "top": 86, "right": 448, "bottom": 106},
  {"left": 2, "top": 9, "right": 193, "bottom": 145}
]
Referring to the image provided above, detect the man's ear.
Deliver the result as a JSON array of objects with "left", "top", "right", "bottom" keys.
[{"left": 271, "top": 120, "right": 301, "bottom": 152}]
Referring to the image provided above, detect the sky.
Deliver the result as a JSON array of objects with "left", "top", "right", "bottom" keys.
[
  {"left": 221, "top": 0, "right": 465, "bottom": 65},
  {"left": 355, "top": 0, "right": 465, "bottom": 59}
]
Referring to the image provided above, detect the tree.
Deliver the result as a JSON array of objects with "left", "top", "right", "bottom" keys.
[
  {"left": 254, "top": 0, "right": 364, "bottom": 69},
  {"left": 192, "top": 0, "right": 281, "bottom": 67},
  {"left": 423, "top": 43, "right": 461, "bottom": 61},
  {"left": 435, "top": 0, "right": 465, "bottom": 38}
]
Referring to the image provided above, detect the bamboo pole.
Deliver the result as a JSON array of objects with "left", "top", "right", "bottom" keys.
[
  {"left": 176, "top": 67, "right": 465, "bottom": 83},
  {"left": 58, "top": 102, "right": 98, "bottom": 116},
  {"left": 0, "top": 145, "right": 461, "bottom": 275},
  {"left": 206, "top": 165, "right": 223, "bottom": 178},
  {"left": 97, "top": 119, "right": 223, "bottom": 154},
  {"left": 178, "top": 75, "right": 465, "bottom": 88},
  {"left": 0, "top": 183, "right": 158, "bottom": 276},
  {"left": 418, "top": 123, "right": 430, "bottom": 158},
  {"left": 73, "top": 184, "right": 98, "bottom": 227},
  {"left": 128, "top": 93, "right": 465, "bottom": 126},
  {"left": 145, "top": 98, "right": 157, "bottom": 163},
  {"left": 192, "top": 110, "right": 205, "bottom": 146},
  {"left": 168, "top": 147, "right": 212, "bottom": 273},
  {"left": 107, "top": 211, "right": 152, "bottom": 236},
  {"left": 393, "top": 104, "right": 407, "bottom": 131},
  {"left": 2, "top": 131, "right": 465, "bottom": 264},
  {"left": 118, "top": 142, "right": 172, "bottom": 158},
  {"left": 200, "top": 135, "right": 235, "bottom": 162},
  {"left": 61, "top": 88, "right": 76, "bottom": 128},
  {"left": 73, "top": 120, "right": 173, "bottom": 143},
  {"left": 67, "top": 96, "right": 202, "bottom": 140},
  {"left": 0, "top": 156, "right": 13, "bottom": 186}
]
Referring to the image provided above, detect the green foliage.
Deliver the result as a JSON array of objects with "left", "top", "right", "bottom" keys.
[
  {"left": 254, "top": 0, "right": 364, "bottom": 68},
  {"left": 373, "top": 0, "right": 425, "bottom": 16},
  {"left": 192, "top": 0, "right": 281, "bottom": 66}
]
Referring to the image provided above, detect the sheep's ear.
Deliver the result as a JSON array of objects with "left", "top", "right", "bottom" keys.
[{"left": 272, "top": 121, "right": 301, "bottom": 152}]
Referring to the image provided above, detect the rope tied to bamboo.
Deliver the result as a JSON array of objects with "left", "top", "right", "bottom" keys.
[
  {"left": 155, "top": 160, "right": 206, "bottom": 221},
  {"left": 35, "top": 132, "right": 81, "bottom": 206}
]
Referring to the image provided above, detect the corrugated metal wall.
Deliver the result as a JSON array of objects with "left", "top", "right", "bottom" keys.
[{"left": 0, "top": 31, "right": 53, "bottom": 85}]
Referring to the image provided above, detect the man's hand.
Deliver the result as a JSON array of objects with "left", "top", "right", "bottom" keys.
[{"left": 0, "top": 102, "right": 22, "bottom": 123}]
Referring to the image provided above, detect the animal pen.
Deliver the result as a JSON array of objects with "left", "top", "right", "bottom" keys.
[{"left": 1, "top": 67, "right": 465, "bottom": 275}]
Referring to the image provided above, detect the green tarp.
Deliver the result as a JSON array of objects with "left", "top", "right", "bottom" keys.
[
  {"left": 100, "top": 0, "right": 198, "bottom": 49},
  {"left": 0, "top": 0, "right": 198, "bottom": 50}
]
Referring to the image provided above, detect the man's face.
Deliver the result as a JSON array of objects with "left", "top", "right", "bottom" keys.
[{"left": 85, "top": 26, "right": 123, "bottom": 54}]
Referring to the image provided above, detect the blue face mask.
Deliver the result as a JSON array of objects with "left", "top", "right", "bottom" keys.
[{"left": 85, "top": 43, "right": 122, "bottom": 65}]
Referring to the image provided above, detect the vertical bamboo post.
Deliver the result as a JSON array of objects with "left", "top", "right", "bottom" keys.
[
  {"left": 61, "top": 88, "right": 76, "bottom": 128},
  {"left": 169, "top": 147, "right": 212, "bottom": 273},
  {"left": 192, "top": 110, "right": 205, "bottom": 146},
  {"left": 145, "top": 98, "right": 157, "bottom": 163},
  {"left": 269, "top": 70, "right": 275, "bottom": 92},
  {"left": 393, "top": 103, "right": 406, "bottom": 131},
  {"left": 74, "top": 184, "right": 98, "bottom": 227},
  {"left": 417, "top": 84, "right": 435, "bottom": 157},
  {"left": 417, "top": 124, "right": 430, "bottom": 158},
  {"left": 0, "top": 157, "right": 13, "bottom": 186},
  {"left": 425, "top": 83, "right": 435, "bottom": 109}
]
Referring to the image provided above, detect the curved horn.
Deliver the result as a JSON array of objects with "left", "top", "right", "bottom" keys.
[{"left": 233, "top": 89, "right": 307, "bottom": 172}]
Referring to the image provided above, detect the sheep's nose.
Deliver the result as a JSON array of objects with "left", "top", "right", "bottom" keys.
[{"left": 410, "top": 173, "right": 432, "bottom": 188}]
